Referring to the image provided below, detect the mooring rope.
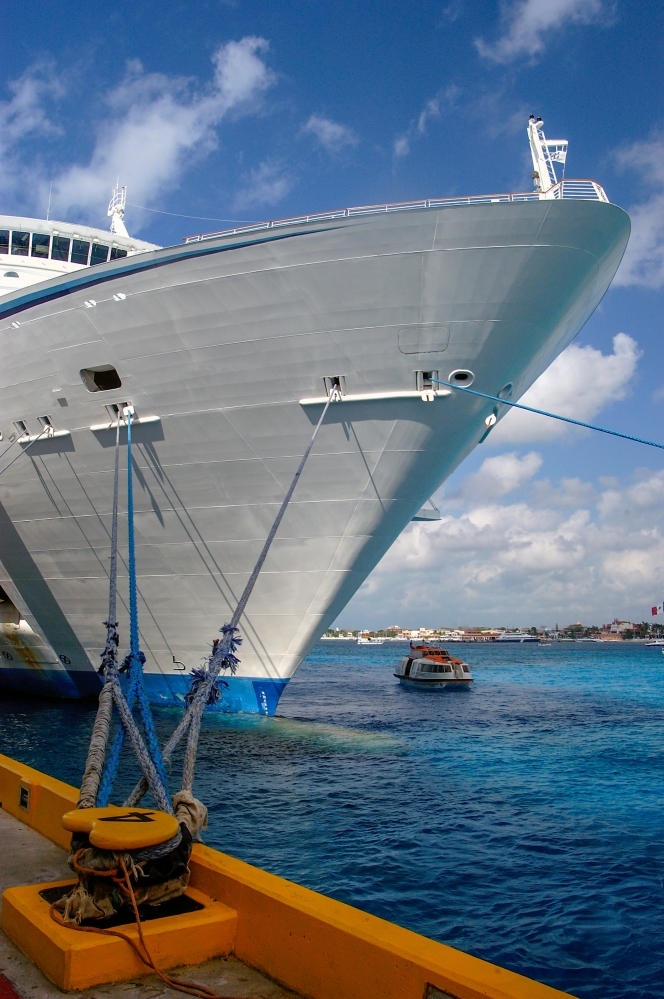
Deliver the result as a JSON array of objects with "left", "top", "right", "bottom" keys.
[
  {"left": 0, "top": 426, "right": 51, "bottom": 477},
  {"left": 126, "top": 388, "right": 340, "bottom": 806},
  {"left": 432, "top": 378, "right": 664, "bottom": 450},
  {"left": 78, "top": 414, "right": 172, "bottom": 814},
  {"left": 77, "top": 421, "right": 121, "bottom": 809},
  {"left": 97, "top": 410, "right": 169, "bottom": 806}
]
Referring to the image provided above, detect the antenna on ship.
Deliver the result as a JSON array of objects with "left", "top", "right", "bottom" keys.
[
  {"left": 528, "top": 115, "right": 568, "bottom": 197},
  {"left": 108, "top": 182, "right": 129, "bottom": 237}
]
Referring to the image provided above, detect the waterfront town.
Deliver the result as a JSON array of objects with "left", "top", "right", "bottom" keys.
[{"left": 324, "top": 619, "right": 664, "bottom": 642}]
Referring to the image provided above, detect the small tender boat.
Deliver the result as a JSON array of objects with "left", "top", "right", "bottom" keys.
[
  {"left": 394, "top": 643, "right": 473, "bottom": 688},
  {"left": 358, "top": 634, "right": 385, "bottom": 645},
  {"left": 645, "top": 639, "right": 664, "bottom": 646}
]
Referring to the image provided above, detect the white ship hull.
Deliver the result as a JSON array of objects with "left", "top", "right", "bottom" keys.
[{"left": 0, "top": 198, "right": 629, "bottom": 711}]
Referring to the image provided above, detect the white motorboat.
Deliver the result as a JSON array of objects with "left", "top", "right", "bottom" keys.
[
  {"left": 494, "top": 632, "right": 540, "bottom": 643},
  {"left": 394, "top": 643, "right": 473, "bottom": 688},
  {"left": 357, "top": 635, "right": 385, "bottom": 645}
]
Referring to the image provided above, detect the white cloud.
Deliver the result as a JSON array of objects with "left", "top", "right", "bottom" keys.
[
  {"left": 233, "top": 160, "right": 293, "bottom": 208},
  {"left": 393, "top": 136, "right": 410, "bottom": 158},
  {"left": 490, "top": 333, "right": 641, "bottom": 444},
  {"left": 417, "top": 97, "right": 442, "bottom": 135},
  {"left": 475, "top": 0, "right": 606, "bottom": 64},
  {"left": 393, "top": 85, "right": 459, "bottom": 159},
  {"left": 1, "top": 39, "right": 276, "bottom": 224},
  {"left": 51, "top": 38, "right": 274, "bottom": 220},
  {"left": 613, "top": 135, "right": 664, "bottom": 289},
  {"left": 457, "top": 451, "right": 543, "bottom": 500},
  {"left": 338, "top": 465, "right": 664, "bottom": 628},
  {"left": 0, "top": 66, "right": 63, "bottom": 202},
  {"left": 302, "top": 115, "right": 358, "bottom": 153},
  {"left": 529, "top": 476, "right": 596, "bottom": 507}
]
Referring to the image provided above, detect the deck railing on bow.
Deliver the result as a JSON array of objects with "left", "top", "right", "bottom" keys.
[{"left": 182, "top": 179, "right": 609, "bottom": 243}]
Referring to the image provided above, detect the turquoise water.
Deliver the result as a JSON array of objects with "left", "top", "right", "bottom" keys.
[{"left": 1, "top": 641, "right": 663, "bottom": 999}]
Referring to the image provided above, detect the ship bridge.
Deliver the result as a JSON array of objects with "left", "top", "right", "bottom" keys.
[{"left": 0, "top": 218, "right": 159, "bottom": 299}]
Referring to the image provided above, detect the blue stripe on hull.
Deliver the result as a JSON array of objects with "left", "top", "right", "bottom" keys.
[
  {"left": 0, "top": 666, "right": 288, "bottom": 714},
  {"left": 0, "top": 667, "right": 102, "bottom": 699},
  {"left": 142, "top": 673, "right": 289, "bottom": 715}
]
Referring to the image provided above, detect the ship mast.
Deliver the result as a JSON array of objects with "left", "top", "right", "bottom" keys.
[
  {"left": 108, "top": 182, "right": 129, "bottom": 237},
  {"left": 528, "top": 116, "right": 568, "bottom": 197}
]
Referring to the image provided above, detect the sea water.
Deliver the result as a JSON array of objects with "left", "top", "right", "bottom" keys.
[{"left": 1, "top": 641, "right": 663, "bottom": 999}]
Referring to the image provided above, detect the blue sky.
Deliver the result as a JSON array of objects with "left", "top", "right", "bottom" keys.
[{"left": 2, "top": 0, "right": 664, "bottom": 629}]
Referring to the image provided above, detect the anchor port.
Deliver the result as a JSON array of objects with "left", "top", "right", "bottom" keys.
[{"left": 80, "top": 365, "right": 122, "bottom": 392}]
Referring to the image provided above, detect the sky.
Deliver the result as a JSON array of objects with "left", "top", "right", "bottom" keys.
[{"left": 1, "top": 0, "right": 664, "bottom": 630}]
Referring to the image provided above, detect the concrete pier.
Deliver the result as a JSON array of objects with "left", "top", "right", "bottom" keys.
[
  {"left": 1, "top": 753, "right": 576, "bottom": 999},
  {"left": 0, "top": 808, "right": 297, "bottom": 998}
]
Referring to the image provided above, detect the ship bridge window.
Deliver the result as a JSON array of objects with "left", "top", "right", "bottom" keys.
[
  {"left": 31, "top": 233, "right": 50, "bottom": 258},
  {"left": 51, "top": 236, "right": 70, "bottom": 261},
  {"left": 71, "top": 239, "right": 91, "bottom": 265},
  {"left": 11, "top": 232, "right": 29, "bottom": 256},
  {"left": 90, "top": 243, "right": 109, "bottom": 266},
  {"left": 110, "top": 247, "right": 128, "bottom": 260},
  {"left": 80, "top": 365, "right": 122, "bottom": 393},
  {"left": 0, "top": 231, "right": 8, "bottom": 254}
]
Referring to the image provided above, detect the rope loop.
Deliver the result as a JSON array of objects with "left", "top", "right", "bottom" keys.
[{"left": 184, "top": 668, "right": 229, "bottom": 708}]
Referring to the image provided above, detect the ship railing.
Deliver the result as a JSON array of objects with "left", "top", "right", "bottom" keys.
[{"left": 182, "top": 179, "right": 609, "bottom": 243}]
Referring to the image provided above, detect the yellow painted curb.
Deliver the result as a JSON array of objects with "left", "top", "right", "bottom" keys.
[
  {"left": 0, "top": 753, "right": 576, "bottom": 999},
  {"left": 2, "top": 879, "right": 236, "bottom": 991},
  {"left": 0, "top": 753, "right": 77, "bottom": 850}
]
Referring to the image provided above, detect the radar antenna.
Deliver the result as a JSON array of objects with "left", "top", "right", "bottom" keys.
[
  {"left": 527, "top": 116, "right": 568, "bottom": 198},
  {"left": 108, "top": 182, "right": 129, "bottom": 237}
]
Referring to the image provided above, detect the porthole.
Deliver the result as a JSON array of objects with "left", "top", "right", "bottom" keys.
[
  {"left": 498, "top": 383, "right": 513, "bottom": 399},
  {"left": 448, "top": 369, "right": 475, "bottom": 387},
  {"left": 80, "top": 365, "right": 122, "bottom": 393},
  {"left": 3, "top": 271, "right": 19, "bottom": 278}
]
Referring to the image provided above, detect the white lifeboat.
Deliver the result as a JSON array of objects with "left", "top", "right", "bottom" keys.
[{"left": 393, "top": 642, "right": 473, "bottom": 689}]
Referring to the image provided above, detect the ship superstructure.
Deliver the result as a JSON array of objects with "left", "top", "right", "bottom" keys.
[
  {"left": 0, "top": 188, "right": 158, "bottom": 299},
  {"left": 0, "top": 121, "right": 630, "bottom": 711}
]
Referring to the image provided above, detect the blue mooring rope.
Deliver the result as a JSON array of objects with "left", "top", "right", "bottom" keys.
[
  {"left": 431, "top": 379, "right": 664, "bottom": 451},
  {"left": 98, "top": 410, "right": 170, "bottom": 807}
]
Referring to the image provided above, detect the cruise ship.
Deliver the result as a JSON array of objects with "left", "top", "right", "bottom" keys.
[{"left": 0, "top": 120, "right": 630, "bottom": 712}]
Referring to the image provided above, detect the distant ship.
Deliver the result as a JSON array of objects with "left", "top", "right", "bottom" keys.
[
  {"left": 494, "top": 633, "right": 540, "bottom": 643},
  {"left": 0, "top": 120, "right": 629, "bottom": 712}
]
